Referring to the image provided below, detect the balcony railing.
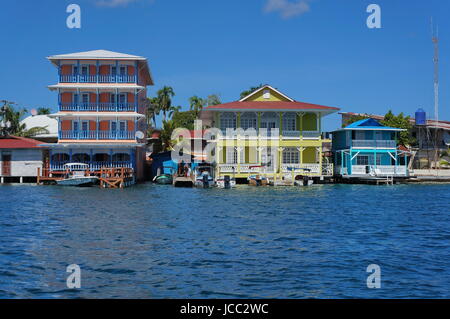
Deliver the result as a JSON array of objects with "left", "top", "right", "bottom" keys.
[
  {"left": 59, "top": 130, "right": 136, "bottom": 140},
  {"left": 59, "top": 102, "right": 136, "bottom": 112},
  {"left": 351, "top": 140, "right": 397, "bottom": 148},
  {"left": 50, "top": 161, "right": 132, "bottom": 171},
  {"left": 218, "top": 163, "right": 329, "bottom": 175},
  {"left": 59, "top": 74, "right": 137, "bottom": 83},
  {"left": 218, "top": 130, "right": 320, "bottom": 139},
  {"left": 350, "top": 165, "right": 408, "bottom": 176}
]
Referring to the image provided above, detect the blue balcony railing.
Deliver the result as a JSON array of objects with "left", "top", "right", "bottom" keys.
[
  {"left": 59, "top": 102, "right": 136, "bottom": 112},
  {"left": 59, "top": 130, "right": 136, "bottom": 140},
  {"left": 59, "top": 74, "right": 137, "bottom": 83}
]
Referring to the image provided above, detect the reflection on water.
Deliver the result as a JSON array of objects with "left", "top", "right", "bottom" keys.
[{"left": 0, "top": 183, "right": 449, "bottom": 298}]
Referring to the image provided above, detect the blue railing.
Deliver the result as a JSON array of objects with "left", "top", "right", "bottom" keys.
[
  {"left": 59, "top": 130, "right": 136, "bottom": 140},
  {"left": 59, "top": 74, "right": 137, "bottom": 83},
  {"left": 60, "top": 102, "right": 136, "bottom": 112}
]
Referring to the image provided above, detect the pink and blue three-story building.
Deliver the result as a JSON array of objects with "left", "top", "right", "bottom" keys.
[{"left": 44, "top": 50, "right": 153, "bottom": 181}]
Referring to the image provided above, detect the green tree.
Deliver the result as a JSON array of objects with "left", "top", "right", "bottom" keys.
[
  {"left": 189, "top": 95, "right": 205, "bottom": 115},
  {"left": 0, "top": 100, "right": 48, "bottom": 137},
  {"left": 342, "top": 114, "right": 370, "bottom": 127},
  {"left": 167, "top": 105, "right": 181, "bottom": 120},
  {"left": 172, "top": 110, "right": 198, "bottom": 130},
  {"left": 240, "top": 84, "right": 264, "bottom": 99},
  {"left": 381, "top": 110, "right": 414, "bottom": 146},
  {"left": 160, "top": 120, "right": 177, "bottom": 151},
  {"left": 206, "top": 94, "right": 221, "bottom": 106},
  {"left": 37, "top": 107, "right": 51, "bottom": 115}
]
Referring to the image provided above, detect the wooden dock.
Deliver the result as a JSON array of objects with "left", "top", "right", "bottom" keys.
[
  {"left": 173, "top": 174, "right": 194, "bottom": 187},
  {"left": 37, "top": 167, "right": 135, "bottom": 189}
]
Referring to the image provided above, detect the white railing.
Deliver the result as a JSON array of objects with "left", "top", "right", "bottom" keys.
[
  {"left": 281, "top": 163, "right": 321, "bottom": 174},
  {"left": 218, "top": 164, "right": 238, "bottom": 173},
  {"left": 351, "top": 165, "right": 367, "bottom": 175},
  {"left": 352, "top": 140, "right": 397, "bottom": 148},
  {"left": 50, "top": 161, "right": 132, "bottom": 171},
  {"left": 350, "top": 165, "right": 408, "bottom": 176},
  {"left": 302, "top": 131, "right": 321, "bottom": 139},
  {"left": 282, "top": 131, "right": 300, "bottom": 138}
]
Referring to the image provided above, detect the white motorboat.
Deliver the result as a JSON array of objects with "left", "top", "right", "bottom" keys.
[{"left": 56, "top": 163, "right": 98, "bottom": 187}]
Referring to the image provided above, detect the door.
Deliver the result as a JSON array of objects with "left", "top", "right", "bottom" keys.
[
  {"left": 1, "top": 154, "right": 11, "bottom": 176},
  {"left": 261, "top": 149, "right": 275, "bottom": 173}
]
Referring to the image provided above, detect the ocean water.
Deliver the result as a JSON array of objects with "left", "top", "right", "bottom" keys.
[{"left": 0, "top": 183, "right": 449, "bottom": 298}]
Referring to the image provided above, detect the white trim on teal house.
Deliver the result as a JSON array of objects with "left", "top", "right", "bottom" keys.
[{"left": 332, "top": 118, "right": 409, "bottom": 177}]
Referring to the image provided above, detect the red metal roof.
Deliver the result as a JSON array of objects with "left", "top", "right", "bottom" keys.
[
  {"left": 0, "top": 136, "right": 43, "bottom": 149},
  {"left": 205, "top": 101, "right": 339, "bottom": 111}
]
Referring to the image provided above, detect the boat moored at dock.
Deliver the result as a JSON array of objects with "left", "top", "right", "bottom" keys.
[{"left": 56, "top": 163, "right": 98, "bottom": 186}]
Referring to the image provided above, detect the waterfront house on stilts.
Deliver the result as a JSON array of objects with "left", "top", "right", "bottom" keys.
[
  {"left": 332, "top": 118, "right": 409, "bottom": 183},
  {"left": 39, "top": 50, "right": 153, "bottom": 186},
  {"left": 200, "top": 85, "right": 340, "bottom": 184}
]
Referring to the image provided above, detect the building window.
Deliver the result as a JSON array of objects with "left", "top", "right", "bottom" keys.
[
  {"left": 81, "top": 121, "right": 89, "bottom": 131},
  {"left": 111, "top": 121, "right": 117, "bottom": 132},
  {"left": 119, "top": 120, "right": 127, "bottom": 131},
  {"left": 282, "top": 148, "right": 300, "bottom": 164},
  {"left": 81, "top": 65, "right": 89, "bottom": 76},
  {"left": 73, "top": 121, "right": 79, "bottom": 131},
  {"left": 240, "top": 112, "right": 257, "bottom": 130},
  {"left": 81, "top": 93, "right": 89, "bottom": 104},
  {"left": 119, "top": 66, "right": 127, "bottom": 75},
  {"left": 282, "top": 113, "right": 296, "bottom": 131},
  {"left": 111, "top": 66, "right": 117, "bottom": 75},
  {"left": 376, "top": 154, "right": 382, "bottom": 165},
  {"left": 356, "top": 155, "right": 369, "bottom": 165},
  {"left": 226, "top": 147, "right": 244, "bottom": 164},
  {"left": 220, "top": 113, "right": 236, "bottom": 132},
  {"left": 263, "top": 90, "right": 270, "bottom": 99}
]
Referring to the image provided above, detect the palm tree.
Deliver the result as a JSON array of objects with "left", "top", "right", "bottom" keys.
[
  {"left": 160, "top": 120, "right": 177, "bottom": 151},
  {"left": 168, "top": 105, "right": 181, "bottom": 120},
  {"left": 1, "top": 100, "right": 49, "bottom": 137},
  {"left": 157, "top": 86, "right": 175, "bottom": 122},
  {"left": 146, "top": 97, "right": 160, "bottom": 127},
  {"left": 189, "top": 96, "right": 205, "bottom": 115}
]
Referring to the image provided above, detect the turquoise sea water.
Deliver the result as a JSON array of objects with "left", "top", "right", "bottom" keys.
[{"left": 0, "top": 183, "right": 449, "bottom": 298}]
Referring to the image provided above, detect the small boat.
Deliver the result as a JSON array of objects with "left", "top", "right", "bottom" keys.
[
  {"left": 153, "top": 166, "right": 174, "bottom": 185},
  {"left": 247, "top": 165, "right": 271, "bottom": 186},
  {"left": 56, "top": 163, "right": 98, "bottom": 187},
  {"left": 153, "top": 174, "right": 173, "bottom": 185},
  {"left": 194, "top": 164, "right": 215, "bottom": 188},
  {"left": 216, "top": 175, "right": 236, "bottom": 189},
  {"left": 247, "top": 174, "right": 270, "bottom": 186}
]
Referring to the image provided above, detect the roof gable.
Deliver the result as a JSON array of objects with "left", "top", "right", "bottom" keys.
[{"left": 239, "top": 85, "right": 294, "bottom": 102}]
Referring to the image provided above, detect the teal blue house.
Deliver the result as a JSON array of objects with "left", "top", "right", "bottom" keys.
[{"left": 332, "top": 118, "right": 409, "bottom": 177}]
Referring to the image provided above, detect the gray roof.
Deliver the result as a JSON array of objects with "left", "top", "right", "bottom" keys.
[{"left": 47, "top": 50, "right": 146, "bottom": 60}]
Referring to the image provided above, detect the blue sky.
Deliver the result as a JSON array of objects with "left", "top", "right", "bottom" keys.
[{"left": 0, "top": 0, "right": 449, "bottom": 131}]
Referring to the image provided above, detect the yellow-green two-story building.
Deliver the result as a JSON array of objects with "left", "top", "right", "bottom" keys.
[{"left": 200, "top": 85, "right": 340, "bottom": 181}]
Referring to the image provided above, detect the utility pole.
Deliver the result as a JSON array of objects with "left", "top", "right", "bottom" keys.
[{"left": 431, "top": 19, "right": 440, "bottom": 170}]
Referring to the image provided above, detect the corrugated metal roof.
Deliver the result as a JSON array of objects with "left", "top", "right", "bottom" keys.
[{"left": 0, "top": 136, "right": 44, "bottom": 149}]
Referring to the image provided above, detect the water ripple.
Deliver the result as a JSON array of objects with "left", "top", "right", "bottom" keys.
[{"left": 0, "top": 183, "right": 449, "bottom": 298}]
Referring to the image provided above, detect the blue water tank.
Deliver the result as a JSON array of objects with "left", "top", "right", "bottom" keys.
[{"left": 415, "top": 108, "right": 426, "bottom": 125}]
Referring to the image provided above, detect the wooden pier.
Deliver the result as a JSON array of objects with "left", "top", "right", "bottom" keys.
[
  {"left": 173, "top": 174, "right": 194, "bottom": 187},
  {"left": 37, "top": 167, "right": 135, "bottom": 189}
]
